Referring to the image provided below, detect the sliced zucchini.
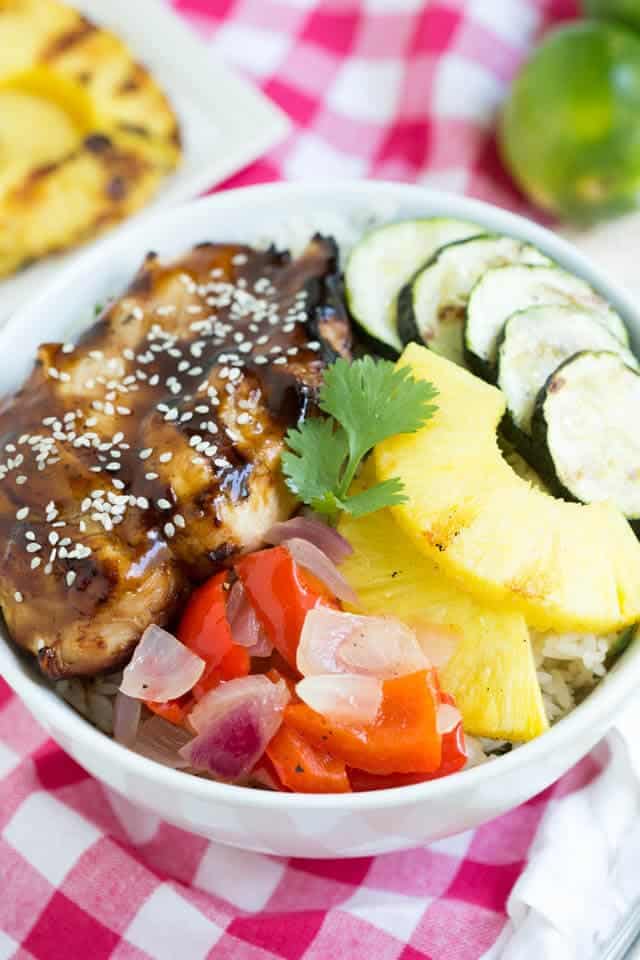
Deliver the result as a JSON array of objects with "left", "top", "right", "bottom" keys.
[
  {"left": 498, "top": 305, "right": 639, "bottom": 436},
  {"left": 397, "top": 234, "right": 549, "bottom": 366},
  {"left": 345, "top": 218, "right": 481, "bottom": 356},
  {"left": 465, "top": 264, "right": 629, "bottom": 381},
  {"left": 532, "top": 350, "right": 640, "bottom": 521}
]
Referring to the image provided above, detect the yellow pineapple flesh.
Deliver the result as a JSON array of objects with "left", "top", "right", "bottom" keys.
[
  {"left": 338, "top": 492, "right": 548, "bottom": 741},
  {"left": 375, "top": 344, "right": 640, "bottom": 634}
]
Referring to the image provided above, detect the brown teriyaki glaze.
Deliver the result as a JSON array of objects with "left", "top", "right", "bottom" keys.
[{"left": 0, "top": 235, "right": 351, "bottom": 678}]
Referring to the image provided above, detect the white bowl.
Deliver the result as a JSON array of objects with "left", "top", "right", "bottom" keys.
[{"left": 1, "top": 181, "right": 638, "bottom": 859}]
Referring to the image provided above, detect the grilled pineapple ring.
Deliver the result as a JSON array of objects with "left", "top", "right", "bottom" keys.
[
  {"left": 0, "top": 0, "right": 181, "bottom": 277},
  {"left": 376, "top": 344, "right": 640, "bottom": 634}
]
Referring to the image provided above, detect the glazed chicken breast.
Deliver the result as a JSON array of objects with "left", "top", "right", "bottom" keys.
[{"left": 0, "top": 235, "right": 351, "bottom": 678}]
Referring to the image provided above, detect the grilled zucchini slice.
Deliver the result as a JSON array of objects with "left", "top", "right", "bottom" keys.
[
  {"left": 532, "top": 350, "right": 640, "bottom": 522},
  {"left": 397, "top": 234, "right": 549, "bottom": 366},
  {"left": 465, "top": 264, "right": 628, "bottom": 380},
  {"left": 345, "top": 218, "right": 481, "bottom": 356},
  {"left": 498, "top": 305, "right": 639, "bottom": 436}
]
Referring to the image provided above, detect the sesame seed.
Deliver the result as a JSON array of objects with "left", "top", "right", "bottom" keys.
[
  {"left": 14, "top": 591, "right": 23, "bottom": 603},
  {"left": 15, "top": 476, "right": 27, "bottom": 485},
  {"left": 62, "top": 343, "right": 75, "bottom": 354},
  {"left": 137, "top": 497, "right": 149, "bottom": 509},
  {"left": 273, "top": 356, "right": 287, "bottom": 365},
  {"left": 66, "top": 571, "right": 76, "bottom": 587},
  {"left": 139, "top": 448, "right": 153, "bottom": 460},
  {"left": 44, "top": 563, "right": 53, "bottom": 575},
  {"left": 159, "top": 452, "right": 173, "bottom": 463},
  {"left": 164, "top": 522, "right": 175, "bottom": 538},
  {"left": 145, "top": 472, "right": 159, "bottom": 481},
  {"left": 26, "top": 543, "right": 41, "bottom": 553},
  {"left": 16, "top": 507, "right": 29, "bottom": 520},
  {"left": 112, "top": 478, "right": 125, "bottom": 490},
  {"left": 174, "top": 514, "right": 186, "bottom": 528},
  {"left": 49, "top": 532, "right": 59, "bottom": 546},
  {"left": 157, "top": 498, "right": 171, "bottom": 510},
  {"left": 254, "top": 356, "right": 268, "bottom": 365},
  {"left": 31, "top": 558, "right": 41, "bottom": 570},
  {"left": 106, "top": 462, "right": 120, "bottom": 471},
  {"left": 25, "top": 531, "right": 35, "bottom": 541},
  {"left": 237, "top": 413, "right": 251, "bottom": 425}
]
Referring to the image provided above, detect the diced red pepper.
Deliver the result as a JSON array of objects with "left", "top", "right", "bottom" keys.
[
  {"left": 284, "top": 670, "right": 442, "bottom": 775},
  {"left": 177, "top": 570, "right": 233, "bottom": 670},
  {"left": 234, "top": 545, "right": 336, "bottom": 670},
  {"left": 266, "top": 723, "right": 351, "bottom": 793}
]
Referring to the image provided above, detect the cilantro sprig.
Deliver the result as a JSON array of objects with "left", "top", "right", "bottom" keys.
[{"left": 281, "top": 356, "right": 438, "bottom": 522}]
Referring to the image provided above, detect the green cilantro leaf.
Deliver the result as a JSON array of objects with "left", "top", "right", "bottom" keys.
[
  {"left": 281, "top": 418, "right": 349, "bottom": 517},
  {"left": 341, "top": 477, "right": 408, "bottom": 518},
  {"left": 281, "top": 356, "right": 438, "bottom": 522}
]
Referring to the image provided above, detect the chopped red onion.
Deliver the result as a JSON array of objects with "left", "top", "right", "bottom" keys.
[
  {"left": 133, "top": 715, "right": 192, "bottom": 769},
  {"left": 437, "top": 702, "right": 462, "bottom": 735},
  {"left": 227, "top": 580, "right": 273, "bottom": 659},
  {"left": 296, "top": 674, "right": 382, "bottom": 725},
  {"left": 113, "top": 691, "right": 141, "bottom": 746},
  {"left": 265, "top": 517, "right": 353, "bottom": 564},
  {"left": 298, "top": 607, "right": 429, "bottom": 678},
  {"left": 181, "top": 676, "right": 290, "bottom": 782},
  {"left": 284, "top": 538, "right": 358, "bottom": 604},
  {"left": 120, "top": 624, "right": 205, "bottom": 702},
  {"left": 413, "top": 623, "right": 461, "bottom": 668}
]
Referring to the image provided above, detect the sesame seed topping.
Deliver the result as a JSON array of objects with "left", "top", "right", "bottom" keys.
[
  {"left": 174, "top": 514, "right": 186, "bottom": 528},
  {"left": 26, "top": 543, "right": 41, "bottom": 553},
  {"left": 139, "top": 448, "right": 153, "bottom": 460},
  {"left": 16, "top": 507, "right": 29, "bottom": 520},
  {"left": 31, "top": 557, "right": 41, "bottom": 570},
  {"left": 145, "top": 472, "right": 159, "bottom": 481},
  {"left": 159, "top": 452, "right": 173, "bottom": 463},
  {"left": 66, "top": 571, "right": 76, "bottom": 587},
  {"left": 14, "top": 591, "right": 23, "bottom": 603},
  {"left": 157, "top": 498, "right": 171, "bottom": 510},
  {"left": 164, "top": 522, "right": 175, "bottom": 538}
]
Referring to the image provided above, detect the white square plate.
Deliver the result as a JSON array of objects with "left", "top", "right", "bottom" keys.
[{"left": 0, "top": 0, "right": 290, "bottom": 324}]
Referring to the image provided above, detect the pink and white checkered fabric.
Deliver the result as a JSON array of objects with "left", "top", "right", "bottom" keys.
[{"left": 2, "top": 1, "right": 604, "bottom": 958}]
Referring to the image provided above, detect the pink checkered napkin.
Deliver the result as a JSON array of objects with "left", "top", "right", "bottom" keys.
[{"left": 2, "top": 1, "right": 618, "bottom": 959}]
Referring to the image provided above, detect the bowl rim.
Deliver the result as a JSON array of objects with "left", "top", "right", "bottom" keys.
[{"left": 1, "top": 178, "right": 638, "bottom": 811}]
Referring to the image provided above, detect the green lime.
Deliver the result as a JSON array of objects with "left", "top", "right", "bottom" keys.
[
  {"left": 584, "top": 0, "right": 640, "bottom": 32},
  {"left": 500, "top": 21, "right": 640, "bottom": 224}
]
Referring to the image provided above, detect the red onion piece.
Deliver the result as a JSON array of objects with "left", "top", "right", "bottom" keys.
[
  {"left": 296, "top": 674, "right": 382, "bottom": 725},
  {"left": 133, "top": 715, "right": 192, "bottom": 769},
  {"left": 227, "top": 580, "right": 273, "bottom": 659},
  {"left": 113, "top": 690, "right": 141, "bottom": 746},
  {"left": 284, "top": 538, "right": 358, "bottom": 604},
  {"left": 265, "top": 517, "right": 353, "bottom": 565},
  {"left": 413, "top": 623, "right": 461, "bottom": 668},
  {"left": 181, "top": 676, "right": 290, "bottom": 782},
  {"left": 120, "top": 624, "right": 205, "bottom": 702},
  {"left": 437, "top": 702, "right": 462, "bottom": 735},
  {"left": 298, "top": 607, "right": 429, "bottom": 678}
]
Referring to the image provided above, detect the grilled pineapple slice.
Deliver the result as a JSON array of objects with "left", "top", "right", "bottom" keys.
[
  {"left": 375, "top": 344, "right": 640, "bottom": 633},
  {"left": 0, "top": 0, "right": 181, "bottom": 277},
  {"left": 338, "top": 492, "right": 548, "bottom": 740}
]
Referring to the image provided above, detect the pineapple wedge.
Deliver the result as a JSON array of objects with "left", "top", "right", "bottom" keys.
[
  {"left": 375, "top": 344, "right": 640, "bottom": 633},
  {"left": 338, "top": 490, "right": 548, "bottom": 741}
]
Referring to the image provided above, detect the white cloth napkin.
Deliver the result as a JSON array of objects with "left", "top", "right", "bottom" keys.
[{"left": 497, "top": 696, "right": 640, "bottom": 959}]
